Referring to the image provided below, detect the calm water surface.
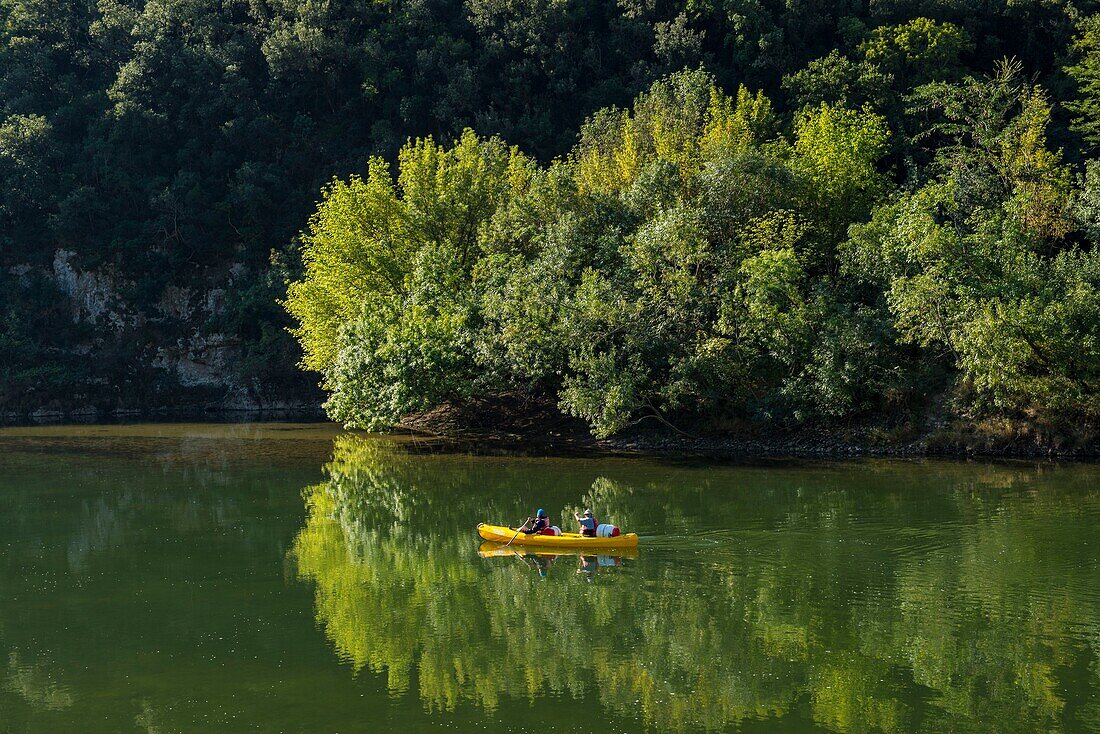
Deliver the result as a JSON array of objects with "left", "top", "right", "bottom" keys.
[{"left": 0, "top": 424, "right": 1098, "bottom": 733}]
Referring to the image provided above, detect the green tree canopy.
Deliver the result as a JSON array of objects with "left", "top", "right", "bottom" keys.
[
  {"left": 288, "top": 69, "right": 901, "bottom": 435},
  {"left": 845, "top": 63, "right": 1099, "bottom": 419}
]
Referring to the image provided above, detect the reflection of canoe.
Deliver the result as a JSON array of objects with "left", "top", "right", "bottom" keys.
[
  {"left": 478, "top": 541, "right": 639, "bottom": 560},
  {"left": 477, "top": 523, "right": 639, "bottom": 548}
]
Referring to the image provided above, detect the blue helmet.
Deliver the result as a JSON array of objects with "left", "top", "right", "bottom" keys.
[{"left": 536, "top": 508, "right": 547, "bottom": 518}]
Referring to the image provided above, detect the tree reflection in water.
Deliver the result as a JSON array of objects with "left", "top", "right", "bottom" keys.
[{"left": 293, "top": 435, "right": 1100, "bottom": 733}]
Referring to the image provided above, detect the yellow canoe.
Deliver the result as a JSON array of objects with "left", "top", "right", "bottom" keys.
[
  {"left": 478, "top": 541, "right": 639, "bottom": 559},
  {"left": 477, "top": 522, "right": 639, "bottom": 548}
]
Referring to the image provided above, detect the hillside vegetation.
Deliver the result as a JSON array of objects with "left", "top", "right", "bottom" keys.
[
  {"left": 3, "top": 0, "right": 1100, "bottom": 440},
  {"left": 286, "top": 34, "right": 1100, "bottom": 441}
]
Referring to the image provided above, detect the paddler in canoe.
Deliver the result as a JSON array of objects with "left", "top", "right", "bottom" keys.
[
  {"left": 574, "top": 508, "right": 597, "bottom": 537},
  {"left": 516, "top": 508, "right": 550, "bottom": 535},
  {"left": 478, "top": 512, "right": 638, "bottom": 548}
]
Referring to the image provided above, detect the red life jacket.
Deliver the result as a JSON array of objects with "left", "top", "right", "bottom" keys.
[{"left": 581, "top": 515, "right": 598, "bottom": 536}]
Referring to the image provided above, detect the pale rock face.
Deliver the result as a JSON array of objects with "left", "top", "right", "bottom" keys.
[
  {"left": 204, "top": 288, "right": 226, "bottom": 316},
  {"left": 51, "top": 249, "right": 248, "bottom": 396},
  {"left": 52, "top": 249, "right": 78, "bottom": 295},
  {"left": 9, "top": 252, "right": 310, "bottom": 417},
  {"left": 154, "top": 332, "right": 238, "bottom": 388},
  {"left": 52, "top": 249, "right": 126, "bottom": 328}
]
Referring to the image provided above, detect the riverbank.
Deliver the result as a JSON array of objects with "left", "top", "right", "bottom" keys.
[
  {"left": 1, "top": 405, "right": 325, "bottom": 428},
  {"left": 4, "top": 396, "right": 1095, "bottom": 459},
  {"left": 396, "top": 396, "right": 1100, "bottom": 459}
]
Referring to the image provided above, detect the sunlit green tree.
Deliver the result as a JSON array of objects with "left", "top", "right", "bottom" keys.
[{"left": 844, "top": 63, "right": 1100, "bottom": 419}]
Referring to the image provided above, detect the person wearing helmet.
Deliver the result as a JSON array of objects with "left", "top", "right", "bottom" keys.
[
  {"left": 518, "top": 508, "right": 550, "bottom": 534},
  {"left": 574, "top": 508, "right": 598, "bottom": 537}
]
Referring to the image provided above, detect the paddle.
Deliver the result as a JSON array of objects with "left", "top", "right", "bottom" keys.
[{"left": 503, "top": 517, "right": 527, "bottom": 548}]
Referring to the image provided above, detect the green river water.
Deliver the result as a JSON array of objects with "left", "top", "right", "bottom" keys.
[{"left": 0, "top": 423, "right": 1098, "bottom": 733}]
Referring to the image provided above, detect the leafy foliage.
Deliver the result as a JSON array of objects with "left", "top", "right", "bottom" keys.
[
  {"left": 284, "top": 131, "right": 533, "bottom": 427},
  {"left": 290, "top": 70, "right": 907, "bottom": 435},
  {"left": 845, "top": 63, "right": 1098, "bottom": 419},
  {"left": 4, "top": 0, "right": 1100, "bottom": 431},
  {"left": 291, "top": 55, "right": 1100, "bottom": 435}
]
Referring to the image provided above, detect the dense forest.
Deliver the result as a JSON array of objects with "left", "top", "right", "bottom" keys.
[{"left": 2, "top": 0, "right": 1099, "bottom": 441}]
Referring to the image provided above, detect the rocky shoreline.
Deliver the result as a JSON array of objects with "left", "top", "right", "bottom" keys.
[
  {"left": 404, "top": 426, "right": 1099, "bottom": 461},
  {"left": 394, "top": 397, "right": 1100, "bottom": 460}
]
